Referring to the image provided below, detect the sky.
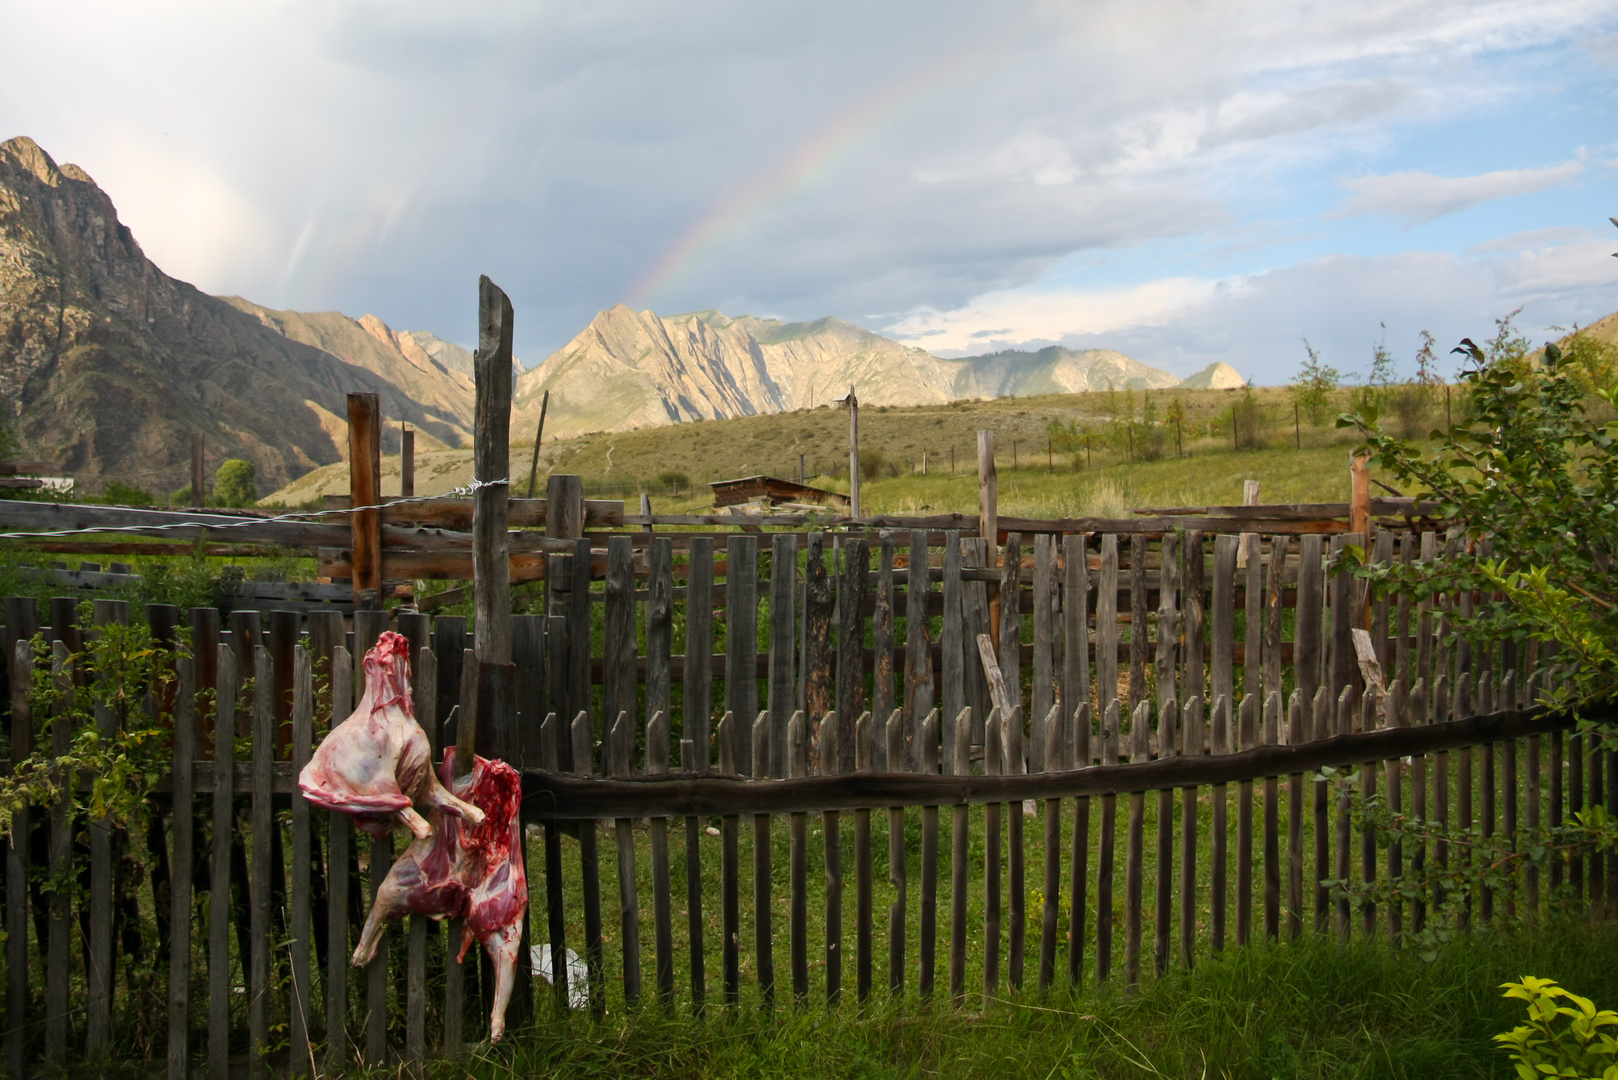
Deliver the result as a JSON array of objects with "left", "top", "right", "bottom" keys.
[{"left": 2, "top": 0, "right": 1616, "bottom": 384}]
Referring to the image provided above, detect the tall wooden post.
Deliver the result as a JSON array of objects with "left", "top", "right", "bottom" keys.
[
  {"left": 400, "top": 427, "right": 415, "bottom": 498},
  {"left": 473, "top": 276, "right": 514, "bottom": 668},
  {"left": 190, "top": 433, "right": 205, "bottom": 507},
  {"left": 979, "top": 429, "right": 999, "bottom": 644},
  {"left": 847, "top": 386, "right": 860, "bottom": 518},
  {"left": 526, "top": 389, "right": 550, "bottom": 499},
  {"left": 347, "top": 394, "right": 382, "bottom": 610}
]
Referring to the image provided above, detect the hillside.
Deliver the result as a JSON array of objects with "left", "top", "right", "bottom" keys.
[{"left": 0, "top": 136, "right": 464, "bottom": 493}]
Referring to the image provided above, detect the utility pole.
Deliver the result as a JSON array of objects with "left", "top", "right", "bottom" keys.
[
  {"left": 845, "top": 385, "right": 860, "bottom": 518},
  {"left": 525, "top": 388, "right": 550, "bottom": 498}
]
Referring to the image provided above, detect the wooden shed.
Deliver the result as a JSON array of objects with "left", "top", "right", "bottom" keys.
[{"left": 708, "top": 475, "right": 850, "bottom": 510}]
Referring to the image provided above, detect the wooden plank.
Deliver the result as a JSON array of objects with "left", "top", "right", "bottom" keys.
[
  {"left": 86, "top": 600, "right": 127, "bottom": 1055},
  {"left": 962, "top": 541, "right": 990, "bottom": 744},
  {"left": 1328, "top": 533, "right": 1362, "bottom": 704},
  {"left": 821, "top": 713, "right": 843, "bottom": 1005},
  {"left": 645, "top": 710, "right": 673, "bottom": 1005},
  {"left": 835, "top": 540, "right": 869, "bottom": 774},
  {"left": 682, "top": 736, "right": 707, "bottom": 1010},
  {"left": 404, "top": 645, "right": 435, "bottom": 1065},
  {"left": 805, "top": 535, "right": 834, "bottom": 739},
  {"left": 1211, "top": 536, "right": 1238, "bottom": 730},
  {"left": 855, "top": 714, "right": 874, "bottom": 1003},
  {"left": 1387, "top": 678, "right": 1408, "bottom": 936},
  {"left": 348, "top": 392, "right": 383, "bottom": 608},
  {"left": 983, "top": 710, "right": 1003, "bottom": 1006},
  {"left": 290, "top": 647, "right": 314, "bottom": 1076},
  {"left": 1180, "top": 696, "right": 1203, "bottom": 969},
  {"left": 366, "top": 841, "right": 393, "bottom": 1057},
  {"left": 873, "top": 541, "right": 895, "bottom": 750},
  {"left": 1265, "top": 536, "right": 1290, "bottom": 706},
  {"left": 907, "top": 529, "right": 936, "bottom": 771},
  {"left": 1097, "top": 536, "right": 1120, "bottom": 717},
  {"left": 1063, "top": 534, "right": 1090, "bottom": 740},
  {"left": 1007, "top": 705, "right": 1026, "bottom": 991},
  {"left": 686, "top": 538, "right": 715, "bottom": 768},
  {"left": 165, "top": 655, "right": 195, "bottom": 1080},
  {"left": 605, "top": 536, "right": 638, "bottom": 752},
  {"left": 942, "top": 533, "right": 966, "bottom": 772},
  {"left": 1155, "top": 699, "right": 1177, "bottom": 976},
  {"left": 646, "top": 538, "right": 674, "bottom": 762},
  {"left": 1156, "top": 533, "right": 1179, "bottom": 717},
  {"left": 249, "top": 646, "right": 275, "bottom": 1078},
  {"left": 1313, "top": 687, "right": 1331, "bottom": 934},
  {"left": 1296, "top": 536, "right": 1325, "bottom": 711},
  {"left": 950, "top": 709, "right": 971, "bottom": 1001},
  {"left": 769, "top": 535, "right": 799, "bottom": 778},
  {"left": 572, "top": 707, "right": 605, "bottom": 1016},
  {"left": 1128, "top": 535, "right": 1148, "bottom": 711},
  {"left": 325, "top": 648, "right": 352, "bottom": 1071},
  {"left": 727, "top": 536, "right": 760, "bottom": 775},
  {"left": 612, "top": 711, "right": 643, "bottom": 1002},
  {"left": 1336, "top": 687, "right": 1356, "bottom": 939},
  {"left": 1210, "top": 693, "right": 1230, "bottom": 953},
  {"left": 208, "top": 645, "right": 236, "bottom": 1080},
  {"left": 1243, "top": 528, "right": 1263, "bottom": 701},
  {"left": 718, "top": 713, "right": 741, "bottom": 1004},
  {"left": 788, "top": 712, "right": 807, "bottom": 1003},
  {"left": 1181, "top": 532, "right": 1206, "bottom": 711},
  {"left": 1263, "top": 691, "right": 1281, "bottom": 942},
  {"left": 752, "top": 714, "right": 774, "bottom": 1004},
  {"left": 1039, "top": 703, "right": 1064, "bottom": 989},
  {"left": 1286, "top": 692, "right": 1304, "bottom": 940},
  {"left": 1096, "top": 700, "right": 1118, "bottom": 982},
  {"left": 1411, "top": 679, "right": 1430, "bottom": 934},
  {"left": 1237, "top": 692, "right": 1256, "bottom": 947},
  {"left": 1124, "top": 703, "right": 1146, "bottom": 986},
  {"left": 1032, "top": 535, "right": 1056, "bottom": 770},
  {"left": 918, "top": 708, "right": 940, "bottom": 999}
]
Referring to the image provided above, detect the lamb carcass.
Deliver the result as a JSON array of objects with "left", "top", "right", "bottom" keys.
[
  {"left": 352, "top": 749, "right": 528, "bottom": 1042},
  {"left": 298, "top": 631, "right": 484, "bottom": 839}
]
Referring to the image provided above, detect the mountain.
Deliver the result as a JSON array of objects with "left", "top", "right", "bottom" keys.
[
  {"left": 1178, "top": 362, "right": 1247, "bottom": 389},
  {"left": 0, "top": 136, "right": 464, "bottom": 494},
  {"left": 221, "top": 299, "right": 478, "bottom": 443},
  {"left": 942, "top": 346, "right": 1180, "bottom": 398},
  {"left": 510, "top": 305, "right": 1180, "bottom": 440}
]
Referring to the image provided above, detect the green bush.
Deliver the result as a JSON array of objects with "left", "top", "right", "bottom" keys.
[
  {"left": 101, "top": 481, "right": 153, "bottom": 507},
  {"left": 1494, "top": 976, "right": 1618, "bottom": 1079},
  {"left": 656, "top": 469, "right": 690, "bottom": 494},
  {"left": 214, "top": 459, "right": 256, "bottom": 507},
  {"left": 858, "top": 448, "right": 887, "bottom": 481}
]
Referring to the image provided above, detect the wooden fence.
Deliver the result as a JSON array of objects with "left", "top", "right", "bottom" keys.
[{"left": 0, "top": 525, "right": 1615, "bottom": 1077}]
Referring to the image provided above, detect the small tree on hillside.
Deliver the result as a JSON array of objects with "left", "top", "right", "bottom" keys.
[
  {"left": 215, "top": 459, "right": 256, "bottom": 507},
  {"left": 1292, "top": 340, "right": 1341, "bottom": 425}
]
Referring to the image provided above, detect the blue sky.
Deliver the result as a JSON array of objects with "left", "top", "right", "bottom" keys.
[{"left": 2, "top": 0, "right": 1615, "bottom": 385}]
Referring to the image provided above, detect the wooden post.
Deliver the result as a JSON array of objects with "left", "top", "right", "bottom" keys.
[
  {"left": 1294, "top": 403, "right": 1301, "bottom": 449},
  {"left": 545, "top": 474, "right": 584, "bottom": 540},
  {"left": 190, "top": 432, "right": 205, "bottom": 506},
  {"left": 847, "top": 386, "right": 860, "bottom": 518},
  {"left": 400, "top": 426, "right": 415, "bottom": 498},
  {"left": 473, "top": 275, "right": 514, "bottom": 667},
  {"left": 1350, "top": 455, "right": 1371, "bottom": 540},
  {"left": 979, "top": 429, "right": 1000, "bottom": 648},
  {"left": 799, "top": 453, "right": 805, "bottom": 484},
  {"left": 347, "top": 393, "right": 382, "bottom": 609},
  {"left": 526, "top": 389, "right": 550, "bottom": 498}
]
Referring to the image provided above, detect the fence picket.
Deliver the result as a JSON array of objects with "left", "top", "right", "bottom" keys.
[
  {"left": 166, "top": 654, "right": 195, "bottom": 1080},
  {"left": 1125, "top": 701, "right": 1147, "bottom": 986},
  {"left": 769, "top": 537, "right": 797, "bottom": 779},
  {"left": 571, "top": 707, "right": 605, "bottom": 1017},
  {"left": 648, "top": 710, "right": 673, "bottom": 1005},
  {"left": 1096, "top": 700, "right": 1118, "bottom": 981},
  {"left": 1071, "top": 701, "right": 1092, "bottom": 985},
  {"left": 885, "top": 710, "right": 906, "bottom": 998},
  {"left": 719, "top": 712, "right": 740, "bottom": 1004},
  {"left": 250, "top": 645, "right": 274, "bottom": 1077},
  {"left": 1210, "top": 693, "right": 1230, "bottom": 953},
  {"left": 208, "top": 644, "right": 237, "bottom": 1080},
  {"left": 1287, "top": 692, "right": 1304, "bottom": 940},
  {"left": 1180, "top": 697, "right": 1203, "bottom": 969},
  {"left": 942, "top": 534, "right": 965, "bottom": 772},
  {"left": 87, "top": 600, "right": 126, "bottom": 1056},
  {"left": 325, "top": 648, "right": 353, "bottom": 1071},
  {"left": 1155, "top": 698, "right": 1177, "bottom": 977},
  {"left": 1041, "top": 705, "right": 1064, "bottom": 989},
  {"left": 983, "top": 710, "right": 1003, "bottom": 1006},
  {"left": 752, "top": 713, "right": 774, "bottom": 1004},
  {"left": 1129, "top": 536, "right": 1148, "bottom": 711},
  {"left": 950, "top": 709, "right": 971, "bottom": 1001},
  {"left": 1098, "top": 537, "right": 1119, "bottom": 718},
  {"left": 855, "top": 712, "right": 873, "bottom": 1004},
  {"left": 1033, "top": 535, "right": 1056, "bottom": 770},
  {"left": 788, "top": 713, "right": 807, "bottom": 1004},
  {"left": 835, "top": 541, "right": 868, "bottom": 775},
  {"left": 1263, "top": 691, "right": 1281, "bottom": 942},
  {"left": 873, "top": 544, "right": 895, "bottom": 759},
  {"left": 1336, "top": 686, "right": 1357, "bottom": 940},
  {"left": 919, "top": 708, "right": 941, "bottom": 998},
  {"left": 686, "top": 538, "right": 715, "bottom": 770},
  {"left": 728, "top": 537, "right": 760, "bottom": 776},
  {"left": 1237, "top": 693, "right": 1256, "bottom": 947},
  {"left": 611, "top": 710, "right": 642, "bottom": 1002},
  {"left": 681, "top": 736, "right": 707, "bottom": 1010},
  {"left": 1008, "top": 705, "right": 1026, "bottom": 990},
  {"left": 290, "top": 646, "right": 314, "bottom": 1076},
  {"left": 822, "top": 713, "right": 843, "bottom": 1005}
]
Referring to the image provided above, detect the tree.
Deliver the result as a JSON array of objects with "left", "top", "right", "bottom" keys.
[
  {"left": 1341, "top": 324, "right": 1618, "bottom": 732},
  {"left": 214, "top": 459, "right": 256, "bottom": 507},
  {"left": 1292, "top": 339, "right": 1341, "bottom": 425}
]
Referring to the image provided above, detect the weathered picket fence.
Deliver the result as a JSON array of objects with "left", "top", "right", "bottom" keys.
[{"left": 0, "top": 525, "right": 1614, "bottom": 1078}]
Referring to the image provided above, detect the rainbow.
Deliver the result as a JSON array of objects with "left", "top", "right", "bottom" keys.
[{"left": 627, "top": 46, "right": 989, "bottom": 310}]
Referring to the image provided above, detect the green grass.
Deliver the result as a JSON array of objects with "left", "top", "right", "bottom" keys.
[{"left": 447, "top": 920, "right": 1618, "bottom": 1079}]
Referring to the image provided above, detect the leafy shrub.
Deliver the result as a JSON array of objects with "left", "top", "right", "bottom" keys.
[
  {"left": 858, "top": 448, "right": 887, "bottom": 481},
  {"left": 656, "top": 469, "right": 690, "bottom": 494},
  {"left": 101, "top": 481, "right": 154, "bottom": 507},
  {"left": 1293, "top": 339, "right": 1342, "bottom": 425},
  {"left": 214, "top": 459, "right": 256, "bottom": 507},
  {"left": 1494, "top": 976, "right": 1618, "bottom": 1079},
  {"left": 1385, "top": 381, "right": 1435, "bottom": 439},
  {"left": 1232, "top": 386, "right": 1267, "bottom": 449}
]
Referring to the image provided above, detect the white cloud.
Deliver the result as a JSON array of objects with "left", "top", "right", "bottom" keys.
[{"left": 1330, "top": 162, "right": 1586, "bottom": 224}]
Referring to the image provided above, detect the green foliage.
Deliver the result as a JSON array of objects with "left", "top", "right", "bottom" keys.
[
  {"left": 214, "top": 458, "right": 256, "bottom": 507},
  {"left": 858, "top": 447, "right": 889, "bottom": 481},
  {"left": 1232, "top": 385, "right": 1266, "bottom": 449},
  {"left": 1342, "top": 312, "right": 1618, "bottom": 735},
  {"left": 1386, "top": 380, "right": 1437, "bottom": 439},
  {"left": 1494, "top": 976, "right": 1618, "bottom": 1080},
  {"left": 101, "top": 480, "right": 154, "bottom": 506},
  {"left": 0, "top": 616, "right": 176, "bottom": 843},
  {"left": 1323, "top": 767, "right": 1618, "bottom": 962},
  {"left": 655, "top": 469, "right": 691, "bottom": 494},
  {"left": 1293, "top": 339, "right": 1342, "bottom": 424}
]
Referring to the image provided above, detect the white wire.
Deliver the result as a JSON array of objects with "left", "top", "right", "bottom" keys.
[{"left": 0, "top": 477, "right": 512, "bottom": 541}]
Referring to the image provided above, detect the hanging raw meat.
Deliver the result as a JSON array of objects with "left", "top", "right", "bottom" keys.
[
  {"left": 352, "top": 749, "right": 529, "bottom": 1042},
  {"left": 298, "top": 631, "right": 485, "bottom": 838}
]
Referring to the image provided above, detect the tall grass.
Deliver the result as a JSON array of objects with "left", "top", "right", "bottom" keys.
[{"left": 443, "top": 920, "right": 1618, "bottom": 1080}]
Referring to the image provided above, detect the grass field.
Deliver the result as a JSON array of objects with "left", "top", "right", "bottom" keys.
[{"left": 265, "top": 385, "right": 1435, "bottom": 514}]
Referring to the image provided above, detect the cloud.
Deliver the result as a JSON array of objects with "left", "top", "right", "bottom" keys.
[
  {"left": 885, "top": 231, "right": 1618, "bottom": 384},
  {"left": 1330, "top": 162, "right": 1586, "bottom": 224}
]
